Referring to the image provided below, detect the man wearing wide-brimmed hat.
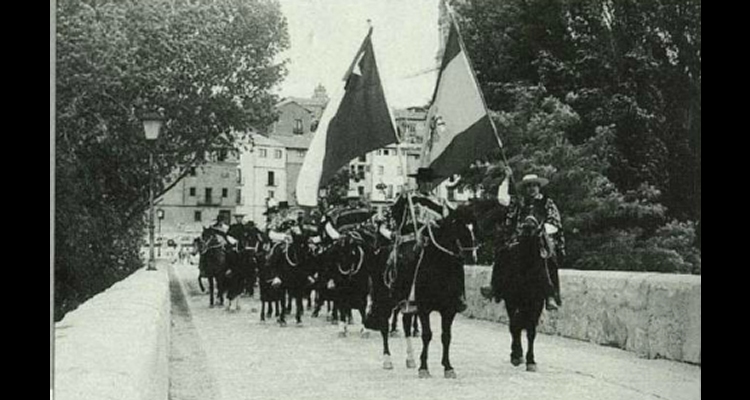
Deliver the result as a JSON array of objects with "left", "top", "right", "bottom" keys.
[{"left": 495, "top": 167, "right": 564, "bottom": 311}]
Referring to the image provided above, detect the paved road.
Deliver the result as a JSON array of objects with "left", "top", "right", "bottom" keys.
[{"left": 168, "top": 261, "right": 701, "bottom": 400}]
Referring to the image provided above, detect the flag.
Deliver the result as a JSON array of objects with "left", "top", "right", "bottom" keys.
[
  {"left": 296, "top": 28, "right": 398, "bottom": 207},
  {"left": 423, "top": 17, "right": 502, "bottom": 179}
]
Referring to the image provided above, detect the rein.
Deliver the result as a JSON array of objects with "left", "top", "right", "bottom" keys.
[
  {"left": 337, "top": 245, "right": 365, "bottom": 277},
  {"left": 285, "top": 243, "right": 301, "bottom": 267}
]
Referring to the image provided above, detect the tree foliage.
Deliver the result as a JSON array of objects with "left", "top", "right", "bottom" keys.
[
  {"left": 450, "top": 0, "right": 700, "bottom": 273},
  {"left": 55, "top": 0, "right": 289, "bottom": 320}
]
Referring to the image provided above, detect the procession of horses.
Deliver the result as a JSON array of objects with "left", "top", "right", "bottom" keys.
[{"left": 186, "top": 199, "right": 558, "bottom": 379}]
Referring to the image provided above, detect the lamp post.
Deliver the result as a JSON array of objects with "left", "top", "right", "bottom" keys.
[{"left": 142, "top": 112, "right": 164, "bottom": 271}]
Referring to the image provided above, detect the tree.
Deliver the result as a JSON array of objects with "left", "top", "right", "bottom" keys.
[
  {"left": 454, "top": 0, "right": 701, "bottom": 221},
  {"left": 55, "top": 0, "right": 289, "bottom": 319}
]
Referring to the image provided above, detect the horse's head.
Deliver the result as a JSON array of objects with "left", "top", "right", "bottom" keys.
[
  {"left": 520, "top": 215, "right": 543, "bottom": 237},
  {"left": 440, "top": 207, "right": 480, "bottom": 264}
]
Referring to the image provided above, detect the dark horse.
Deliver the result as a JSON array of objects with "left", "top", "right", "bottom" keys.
[
  {"left": 221, "top": 233, "right": 263, "bottom": 313},
  {"left": 324, "top": 230, "right": 374, "bottom": 338},
  {"left": 264, "top": 231, "right": 316, "bottom": 326},
  {"left": 369, "top": 209, "right": 478, "bottom": 376},
  {"left": 491, "top": 215, "right": 554, "bottom": 372},
  {"left": 197, "top": 228, "right": 228, "bottom": 308},
  {"left": 258, "top": 240, "right": 284, "bottom": 323}
]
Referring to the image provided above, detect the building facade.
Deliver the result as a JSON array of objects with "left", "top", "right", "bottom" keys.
[
  {"left": 157, "top": 149, "right": 241, "bottom": 237},
  {"left": 236, "top": 134, "right": 288, "bottom": 228}
]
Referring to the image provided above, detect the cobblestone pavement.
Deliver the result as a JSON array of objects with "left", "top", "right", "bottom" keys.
[{"left": 169, "top": 261, "right": 701, "bottom": 400}]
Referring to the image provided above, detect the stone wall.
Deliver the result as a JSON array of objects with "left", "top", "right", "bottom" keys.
[
  {"left": 54, "top": 268, "right": 171, "bottom": 400},
  {"left": 464, "top": 266, "right": 701, "bottom": 365}
]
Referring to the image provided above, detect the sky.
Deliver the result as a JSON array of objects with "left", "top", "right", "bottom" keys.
[{"left": 276, "top": 0, "right": 442, "bottom": 109}]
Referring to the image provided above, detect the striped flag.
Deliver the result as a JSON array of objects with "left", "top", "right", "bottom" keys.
[
  {"left": 423, "top": 16, "right": 502, "bottom": 178},
  {"left": 296, "top": 28, "right": 398, "bottom": 207}
]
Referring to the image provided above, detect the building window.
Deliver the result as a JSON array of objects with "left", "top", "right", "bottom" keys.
[
  {"left": 448, "top": 188, "right": 456, "bottom": 202},
  {"left": 267, "top": 171, "right": 276, "bottom": 187},
  {"left": 259, "top": 149, "right": 267, "bottom": 158},
  {"left": 205, "top": 188, "right": 213, "bottom": 204},
  {"left": 358, "top": 186, "right": 365, "bottom": 196},
  {"left": 236, "top": 190, "right": 242, "bottom": 205},
  {"left": 189, "top": 167, "right": 197, "bottom": 177},
  {"left": 189, "top": 187, "right": 196, "bottom": 197},
  {"left": 387, "top": 185, "right": 394, "bottom": 200},
  {"left": 268, "top": 190, "right": 275, "bottom": 199},
  {"left": 237, "top": 169, "right": 242, "bottom": 185},
  {"left": 275, "top": 150, "right": 283, "bottom": 159},
  {"left": 222, "top": 188, "right": 229, "bottom": 198},
  {"left": 294, "top": 119, "right": 304, "bottom": 135},
  {"left": 378, "top": 166, "right": 385, "bottom": 176},
  {"left": 194, "top": 211, "right": 202, "bottom": 222}
]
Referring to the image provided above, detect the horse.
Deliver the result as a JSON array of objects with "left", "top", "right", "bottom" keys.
[
  {"left": 197, "top": 228, "right": 229, "bottom": 308},
  {"left": 323, "top": 230, "right": 373, "bottom": 338},
  {"left": 258, "top": 240, "right": 284, "bottom": 323},
  {"left": 310, "top": 244, "right": 340, "bottom": 323},
  {"left": 372, "top": 207, "right": 478, "bottom": 378},
  {"left": 220, "top": 231, "right": 263, "bottom": 313},
  {"left": 264, "top": 229, "right": 316, "bottom": 326},
  {"left": 492, "top": 215, "right": 555, "bottom": 372}
]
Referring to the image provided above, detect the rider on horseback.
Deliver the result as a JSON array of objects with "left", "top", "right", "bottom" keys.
[
  {"left": 389, "top": 167, "right": 468, "bottom": 314},
  {"left": 495, "top": 166, "right": 564, "bottom": 311}
]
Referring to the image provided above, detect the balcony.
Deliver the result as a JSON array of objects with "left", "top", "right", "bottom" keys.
[{"left": 197, "top": 198, "right": 223, "bottom": 207}]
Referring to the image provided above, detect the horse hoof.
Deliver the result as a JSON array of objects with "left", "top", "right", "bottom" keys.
[
  {"left": 511, "top": 357, "right": 523, "bottom": 367},
  {"left": 390, "top": 330, "right": 400, "bottom": 338},
  {"left": 527, "top": 364, "right": 538, "bottom": 373},
  {"left": 406, "top": 359, "right": 417, "bottom": 369},
  {"left": 445, "top": 370, "right": 458, "bottom": 380},
  {"left": 418, "top": 370, "right": 431, "bottom": 379},
  {"left": 383, "top": 361, "right": 394, "bottom": 370}
]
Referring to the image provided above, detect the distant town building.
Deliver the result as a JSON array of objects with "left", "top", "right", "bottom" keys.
[
  {"left": 157, "top": 148, "right": 241, "bottom": 237},
  {"left": 268, "top": 84, "right": 329, "bottom": 208},
  {"left": 236, "top": 134, "right": 288, "bottom": 227}
]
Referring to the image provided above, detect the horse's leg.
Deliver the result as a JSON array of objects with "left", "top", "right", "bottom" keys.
[
  {"left": 526, "top": 325, "right": 538, "bottom": 372},
  {"left": 390, "top": 309, "right": 400, "bottom": 336},
  {"left": 278, "top": 292, "right": 287, "bottom": 326},
  {"left": 337, "top": 305, "right": 349, "bottom": 338},
  {"left": 381, "top": 326, "right": 394, "bottom": 370},
  {"left": 413, "top": 314, "right": 421, "bottom": 336},
  {"left": 441, "top": 310, "right": 458, "bottom": 379},
  {"left": 261, "top": 301, "right": 266, "bottom": 322},
  {"left": 209, "top": 277, "right": 215, "bottom": 308},
  {"left": 418, "top": 311, "right": 433, "bottom": 379},
  {"left": 358, "top": 306, "right": 370, "bottom": 339},
  {"left": 508, "top": 304, "right": 524, "bottom": 367},
  {"left": 404, "top": 314, "right": 417, "bottom": 369},
  {"left": 526, "top": 299, "right": 545, "bottom": 372},
  {"left": 295, "top": 294, "right": 304, "bottom": 325}
]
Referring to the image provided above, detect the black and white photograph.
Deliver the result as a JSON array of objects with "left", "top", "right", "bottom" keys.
[{"left": 51, "top": 1, "right": 701, "bottom": 399}]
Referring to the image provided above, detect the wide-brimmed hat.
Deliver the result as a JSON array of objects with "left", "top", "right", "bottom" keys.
[
  {"left": 408, "top": 168, "right": 443, "bottom": 182},
  {"left": 518, "top": 174, "right": 549, "bottom": 188}
]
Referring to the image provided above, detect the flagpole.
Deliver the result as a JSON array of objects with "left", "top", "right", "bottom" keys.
[{"left": 442, "top": 0, "right": 510, "bottom": 167}]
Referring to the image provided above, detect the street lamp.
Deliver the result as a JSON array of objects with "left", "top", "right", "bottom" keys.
[{"left": 142, "top": 111, "right": 164, "bottom": 271}]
